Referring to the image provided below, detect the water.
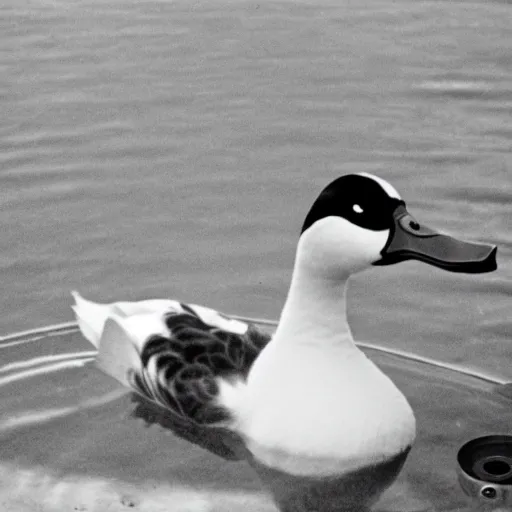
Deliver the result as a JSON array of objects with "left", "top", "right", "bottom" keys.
[
  {"left": 1, "top": 327, "right": 512, "bottom": 511},
  {"left": 2, "top": 0, "right": 511, "bottom": 381}
]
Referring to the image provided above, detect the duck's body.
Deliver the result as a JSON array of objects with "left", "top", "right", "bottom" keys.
[
  {"left": 72, "top": 173, "right": 496, "bottom": 511},
  {"left": 73, "top": 290, "right": 414, "bottom": 511},
  {"left": 240, "top": 266, "right": 414, "bottom": 479}
]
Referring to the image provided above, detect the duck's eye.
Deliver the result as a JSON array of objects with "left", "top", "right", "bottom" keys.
[{"left": 352, "top": 204, "right": 364, "bottom": 214}]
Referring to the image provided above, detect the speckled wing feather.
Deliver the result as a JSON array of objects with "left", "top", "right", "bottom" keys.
[{"left": 127, "top": 304, "right": 271, "bottom": 459}]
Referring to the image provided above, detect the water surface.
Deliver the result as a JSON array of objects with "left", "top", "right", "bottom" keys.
[{"left": 2, "top": 0, "right": 511, "bottom": 379}]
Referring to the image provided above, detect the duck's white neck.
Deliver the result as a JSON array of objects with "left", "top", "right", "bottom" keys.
[{"left": 273, "top": 257, "right": 355, "bottom": 350}]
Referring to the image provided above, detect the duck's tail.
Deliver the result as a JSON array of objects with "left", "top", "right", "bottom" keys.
[
  {"left": 71, "top": 291, "right": 184, "bottom": 348},
  {"left": 71, "top": 291, "right": 116, "bottom": 348}
]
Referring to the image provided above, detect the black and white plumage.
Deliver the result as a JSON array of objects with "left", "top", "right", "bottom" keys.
[
  {"left": 72, "top": 173, "right": 497, "bottom": 511},
  {"left": 72, "top": 294, "right": 271, "bottom": 460},
  {"left": 129, "top": 307, "right": 270, "bottom": 426}
]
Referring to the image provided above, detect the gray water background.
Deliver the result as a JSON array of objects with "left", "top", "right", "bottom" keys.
[{"left": 2, "top": 0, "right": 511, "bottom": 377}]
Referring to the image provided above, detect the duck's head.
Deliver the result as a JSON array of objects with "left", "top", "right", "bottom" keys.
[{"left": 298, "top": 173, "right": 497, "bottom": 279}]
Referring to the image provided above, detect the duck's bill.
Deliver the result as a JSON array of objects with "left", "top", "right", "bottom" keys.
[{"left": 374, "top": 205, "right": 497, "bottom": 273}]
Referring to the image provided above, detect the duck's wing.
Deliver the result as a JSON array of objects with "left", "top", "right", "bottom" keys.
[
  {"left": 127, "top": 305, "right": 271, "bottom": 425},
  {"left": 72, "top": 293, "right": 271, "bottom": 460}
]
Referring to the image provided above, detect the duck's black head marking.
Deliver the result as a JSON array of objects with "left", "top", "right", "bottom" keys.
[{"left": 301, "top": 174, "right": 404, "bottom": 235}]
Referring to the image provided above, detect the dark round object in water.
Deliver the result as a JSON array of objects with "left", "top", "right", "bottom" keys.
[{"left": 457, "top": 435, "right": 512, "bottom": 507}]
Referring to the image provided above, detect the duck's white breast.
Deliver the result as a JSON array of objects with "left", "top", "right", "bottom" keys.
[{"left": 239, "top": 342, "right": 416, "bottom": 477}]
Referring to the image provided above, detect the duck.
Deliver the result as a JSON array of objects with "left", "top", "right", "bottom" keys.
[{"left": 71, "top": 173, "right": 497, "bottom": 512}]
